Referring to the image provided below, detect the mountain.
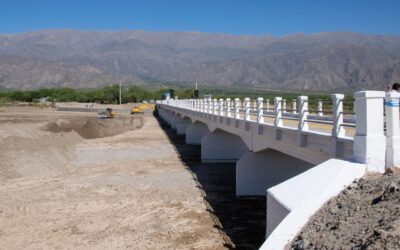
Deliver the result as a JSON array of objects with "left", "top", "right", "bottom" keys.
[{"left": 0, "top": 30, "right": 399, "bottom": 91}]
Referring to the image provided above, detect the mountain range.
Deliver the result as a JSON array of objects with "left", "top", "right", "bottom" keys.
[{"left": 1, "top": 30, "right": 400, "bottom": 91}]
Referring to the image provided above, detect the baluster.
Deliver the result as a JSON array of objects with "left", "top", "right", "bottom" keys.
[
  {"left": 317, "top": 99, "right": 323, "bottom": 116},
  {"left": 235, "top": 98, "right": 240, "bottom": 119},
  {"left": 257, "top": 97, "right": 264, "bottom": 123},
  {"left": 226, "top": 98, "right": 231, "bottom": 117},
  {"left": 244, "top": 98, "right": 250, "bottom": 121}
]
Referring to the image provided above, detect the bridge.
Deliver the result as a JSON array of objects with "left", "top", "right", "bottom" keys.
[{"left": 156, "top": 90, "right": 400, "bottom": 249}]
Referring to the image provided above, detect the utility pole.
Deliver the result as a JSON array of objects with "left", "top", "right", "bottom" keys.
[{"left": 119, "top": 82, "right": 122, "bottom": 105}]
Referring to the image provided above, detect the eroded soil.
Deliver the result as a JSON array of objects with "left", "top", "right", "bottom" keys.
[{"left": 291, "top": 173, "right": 400, "bottom": 250}]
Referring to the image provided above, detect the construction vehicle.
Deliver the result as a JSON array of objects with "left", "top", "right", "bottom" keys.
[
  {"left": 131, "top": 106, "right": 144, "bottom": 114},
  {"left": 130, "top": 103, "right": 155, "bottom": 114},
  {"left": 97, "top": 108, "right": 116, "bottom": 118}
]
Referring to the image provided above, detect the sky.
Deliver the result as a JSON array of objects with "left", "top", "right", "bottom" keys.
[{"left": 0, "top": 0, "right": 399, "bottom": 36}]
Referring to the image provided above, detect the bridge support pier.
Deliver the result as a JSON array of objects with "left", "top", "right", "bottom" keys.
[
  {"left": 236, "top": 149, "right": 314, "bottom": 196},
  {"left": 185, "top": 121, "right": 210, "bottom": 145},
  {"left": 201, "top": 129, "right": 249, "bottom": 163},
  {"left": 176, "top": 119, "right": 191, "bottom": 135},
  {"left": 169, "top": 114, "right": 182, "bottom": 130},
  {"left": 161, "top": 110, "right": 174, "bottom": 126}
]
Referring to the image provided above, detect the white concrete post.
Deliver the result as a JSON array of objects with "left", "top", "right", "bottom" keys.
[
  {"left": 282, "top": 99, "right": 287, "bottom": 113},
  {"left": 292, "top": 99, "right": 297, "bottom": 114},
  {"left": 207, "top": 99, "right": 211, "bottom": 114},
  {"left": 317, "top": 99, "right": 323, "bottom": 116},
  {"left": 298, "top": 96, "right": 309, "bottom": 147},
  {"left": 219, "top": 98, "right": 224, "bottom": 116},
  {"left": 353, "top": 91, "right": 386, "bottom": 172},
  {"left": 226, "top": 98, "right": 231, "bottom": 117},
  {"left": 244, "top": 97, "right": 250, "bottom": 121},
  {"left": 274, "top": 97, "right": 283, "bottom": 127},
  {"left": 257, "top": 97, "right": 264, "bottom": 123},
  {"left": 385, "top": 91, "right": 400, "bottom": 168},
  {"left": 199, "top": 99, "right": 203, "bottom": 112},
  {"left": 331, "top": 94, "right": 345, "bottom": 138},
  {"left": 235, "top": 98, "right": 240, "bottom": 119},
  {"left": 298, "top": 96, "right": 309, "bottom": 132},
  {"left": 213, "top": 99, "right": 218, "bottom": 115}
]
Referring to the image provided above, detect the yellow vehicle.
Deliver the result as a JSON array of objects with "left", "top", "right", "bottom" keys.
[
  {"left": 131, "top": 106, "right": 144, "bottom": 114},
  {"left": 130, "top": 103, "right": 155, "bottom": 114},
  {"left": 97, "top": 108, "right": 116, "bottom": 118}
]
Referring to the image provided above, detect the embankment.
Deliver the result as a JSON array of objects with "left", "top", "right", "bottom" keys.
[
  {"left": 291, "top": 172, "right": 400, "bottom": 249},
  {"left": 0, "top": 116, "right": 143, "bottom": 181}
]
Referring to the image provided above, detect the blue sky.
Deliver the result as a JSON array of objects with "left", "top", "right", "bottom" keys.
[{"left": 0, "top": 0, "right": 399, "bottom": 36}]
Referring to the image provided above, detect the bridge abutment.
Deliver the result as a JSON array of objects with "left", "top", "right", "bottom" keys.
[
  {"left": 201, "top": 129, "right": 249, "bottom": 162},
  {"left": 236, "top": 150, "right": 314, "bottom": 196},
  {"left": 185, "top": 121, "right": 210, "bottom": 145}
]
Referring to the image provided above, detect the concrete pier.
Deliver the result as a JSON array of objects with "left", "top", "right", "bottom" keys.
[
  {"left": 236, "top": 150, "right": 314, "bottom": 196},
  {"left": 201, "top": 129, "right": 249, "bottom": 163},
  {"left": 176, "top": 118, "right": 191, "bottom": 135},
  {"left": 185, "top": 121, "right": 210, "bottom": 145}
]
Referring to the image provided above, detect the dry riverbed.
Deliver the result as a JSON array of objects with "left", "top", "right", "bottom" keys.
[
  {"left": 0, "top": 107, "right": 225, "bottom": 249},
  {"left": 0, "top": 106, "right": 265, "bottom": 249}
]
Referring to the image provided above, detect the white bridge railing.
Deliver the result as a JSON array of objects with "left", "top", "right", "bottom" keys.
[{"left": 157, "top": 91, "right": 400, "bottom": 172}]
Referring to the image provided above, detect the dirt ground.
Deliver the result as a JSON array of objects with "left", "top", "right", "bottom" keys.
[
  {"left": 291, "top": 173, "right": 400, "bottom": 250},
  {"left": 0, "top": 106, "right": 265, "bottom": 249},
  {"left": 0, "top": 106, "right": 224, "bottom": 249}
]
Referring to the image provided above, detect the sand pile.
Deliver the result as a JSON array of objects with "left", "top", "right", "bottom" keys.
[
  {"left": 0, "top": 116, "right": 143, "bottom": 180},
  {"left": 41, "top": 117, "right": 144, "bottom": 139},
  {"left": 291, "top": 172, "right": 400, "bottom": 250}
]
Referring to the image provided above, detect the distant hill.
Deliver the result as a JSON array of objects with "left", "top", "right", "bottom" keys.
[{"left": 0, "top": 30, "right": 399, "bottom": 91}]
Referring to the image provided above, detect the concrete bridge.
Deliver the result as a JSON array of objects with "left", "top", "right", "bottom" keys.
[{"left": 156, "top": 91, "right": 400, "bottom": 249}]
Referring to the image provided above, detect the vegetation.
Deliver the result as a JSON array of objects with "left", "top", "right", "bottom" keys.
[{"left": 0, "top": 84, "right": 355, "bottom": 112}]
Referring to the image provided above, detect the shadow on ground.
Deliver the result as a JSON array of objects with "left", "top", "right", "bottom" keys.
[{"left": 156, "top": 116, "right": 266, "bottom": 250}]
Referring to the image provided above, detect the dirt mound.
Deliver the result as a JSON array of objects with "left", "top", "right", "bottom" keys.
[
  {"left": 291, "top": 173, "right": 400, "bottom": 250},
  {"left": 41, "top": 117, "right": 144, "bottom": 139},
  {"left": 0, "top": 116, "right": 144, "bottom": 180}
]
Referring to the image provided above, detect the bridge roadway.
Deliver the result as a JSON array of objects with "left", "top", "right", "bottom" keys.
[{"left": 156, "top": 91, "right": 400, "bottom": 249}]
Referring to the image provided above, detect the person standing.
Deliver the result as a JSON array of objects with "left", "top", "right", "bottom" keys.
[{"left": 391, "top": 83, "right": 400, "bottom": 92}]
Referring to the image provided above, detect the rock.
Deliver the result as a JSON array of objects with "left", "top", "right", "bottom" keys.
[
  {"left": 386, "top": 181, "right": 399, "bottom": 193},
  {"left": 294, "top": 238, "right": 309, "bottom": 250},
  {"left": 386, "top": 166, "right": 400, "bottom": 174}
]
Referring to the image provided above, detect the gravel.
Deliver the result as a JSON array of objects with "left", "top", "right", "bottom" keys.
[{"left": 290, "top": 172, "right": 400, "bottom": 250}]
